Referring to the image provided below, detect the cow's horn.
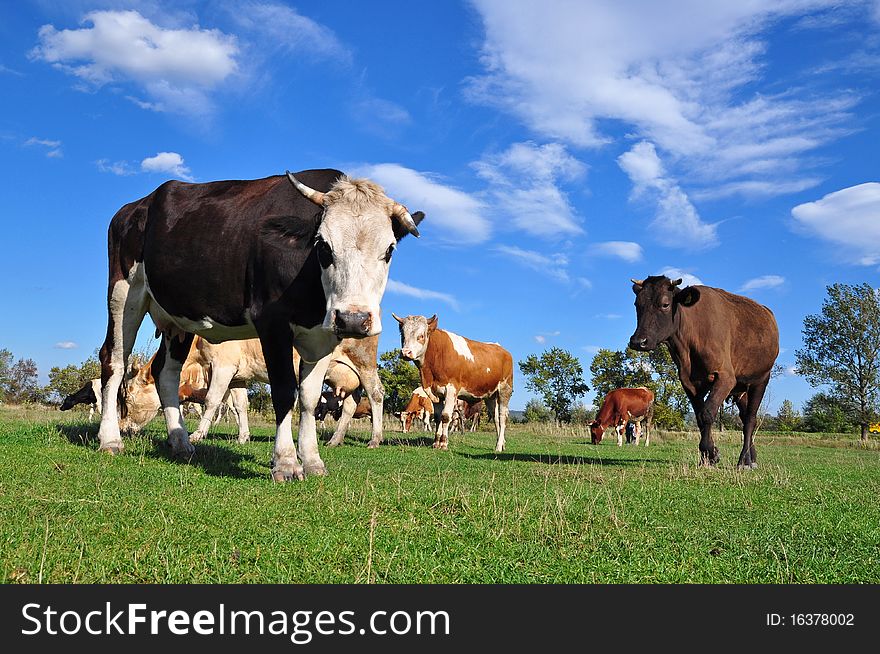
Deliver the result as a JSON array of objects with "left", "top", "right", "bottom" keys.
[
  {"left": 391, "top": 312, "right": 405, "bottom": 324},
  {"left": 391, "top": 202, "right": 420, "bottom": 237},
  {"left": 670, "top": 278, "right": 683, "bottom": 287},
  {"left": 630, "top": 278, "right": 644, "bottom": 286},
  {"left": 286, "top": 171, "right": 325, "bottom": 206}
]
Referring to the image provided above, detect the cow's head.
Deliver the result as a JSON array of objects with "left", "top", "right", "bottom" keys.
[
  {"left": 315, "top": 389, "right": 343, "bottom": 422},
  {"left": 589, "top": 420, "right": 604, "bottom": 444},
  {"left": 628, "top": 275, "right": 701, "bottom": 351},
  {"left": 120, "top": 363, "right": 161, "bottom": 433},
  {"left": 288, "top": 172, "right": 424, "bottom": 339},
  {"left": 392, "top": 313, "right": 438, "bottom": 364}
]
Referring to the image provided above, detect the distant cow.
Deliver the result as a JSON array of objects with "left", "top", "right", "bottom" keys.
[
  {"left": 60, "top": 379, "right": 102, "bottom": 420},
  {"left": 396, "top": 387, "right": 434, "bottom": 433},
  {"left": 629, "top": 276, "right": 779, "bottom": 468},
  {"left": 394, "top": 314, "right": 513, "bottom": 452},
  {"left": 590, "top": 387, "right": 654, "bottom": 446},
  {"left": 96, "top": 168, "right": 423, "bottom": 483},
  {"left": 451, "top": 399, "right": 483, "bottom": 433}
]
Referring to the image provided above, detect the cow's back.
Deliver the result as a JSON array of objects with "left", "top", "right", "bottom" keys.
[{"left": 423, "top": 330, "right": 513, "bottom": 398}]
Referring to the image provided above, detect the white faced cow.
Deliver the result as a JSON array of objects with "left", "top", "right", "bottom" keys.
[
  {"left": 393, "top": 314, "right": 513, "bottom": 452},
  {"left": 97, "top": 170, "right": 423, "bottom": 481}
]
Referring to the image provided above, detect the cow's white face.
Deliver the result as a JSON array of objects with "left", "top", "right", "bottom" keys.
[
  {"left": 395, "top": 314, "right": 438, "bottom": 364},
  {"left": 290, "top": 175, "right": 423, "bottom": 339},
  {"left": 120, "top": 369, "right": 161, "bottom": 432}
]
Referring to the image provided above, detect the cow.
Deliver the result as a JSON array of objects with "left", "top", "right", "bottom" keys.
[
  {"left": 590, "top": 387, "right": 655, "bottom": 446},
  {"left": 96, "top": 169, "right": 423, "bottom": 482},
  {"left": 393, "top": 314, "right": 513, "bottom": 452},
  {"left": 396, "top": 387, "right": 434, "bottom": 433},
  {"left": 60, "top": 379, "right": 102, "bottom": 420},
  {"left": 629, "top": 275, "right": 779, "bottom": 468},
  {"left": 450, "top": 399, "right": 482, "bottom": 432}
]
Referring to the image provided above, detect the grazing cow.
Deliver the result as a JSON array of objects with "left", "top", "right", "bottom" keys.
[
  {"left": 394, "top": 314, "right": 513, "bottom": 452},
  {"left": 397, "top": 387, "right": 434, "bottom": 433},
  {"left": 60, "top": 379, "right": 102, "bottom": 420},
  {"left": 97, "top": 169, "right": 423, "bottom": 481},
  {"left": 629, "top": 276, "right": 779, "bottom": 468},
  {"left": 590, "top": 387, "right": 655, "bottom": 446}
]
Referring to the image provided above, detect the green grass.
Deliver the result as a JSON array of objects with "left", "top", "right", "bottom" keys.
[{"left": 1, "top": 405, "right": 878, "bottom": 583}]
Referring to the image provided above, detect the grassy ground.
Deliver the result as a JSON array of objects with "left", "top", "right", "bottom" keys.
[{"left": 1, "top": 405, "right": 878, "bottom": 583}]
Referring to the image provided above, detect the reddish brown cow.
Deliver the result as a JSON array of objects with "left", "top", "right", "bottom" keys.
[
  {"left": 394, "top": 314, "right": 513, "bottom": 452},
  {"left": 451, "top": 399, "right": 483, "bottom": 432},
  {"left": 397, "top": 388, "right": 434, "bottom": 433},
  {"left": 590, "top": 387, "right": 654, "bottom": 446},
  {"left": 629, "top": 275, "right": 779, "bottom": 468}
]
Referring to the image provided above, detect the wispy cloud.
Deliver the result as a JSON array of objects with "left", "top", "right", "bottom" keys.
[
  {"left": 739, "top": 275, "right": 785, "bottom": 292},
  {"left": 386, "top": 279, "right": 460, "bottom": 311},
  {"left": 473, "top": 141, "right": 586, "bottom": 238},
  {"left": 96, "top": 159, "right": 135, "bottom": 176},
  {"left": 354, "top": 163, "right": 490, "bottom": 245},
  {"left": 140, "top": 152, "right": 193, "bottom": 181},
  {"left": 791, "top": 182, "right": 880, "bottom": 265},
  {"left": 54, "top": 341, "right": 78, "bottom": 350},
  {"left": 618, "top": 141, "right": 718, "bottom": 249},
  {"left": 30, "top": 10, "right": 239, "bottom": 116},
  {"left": 659, "top": 267, "right": 703, "bottom": 288},
  {"left": 494, "top": 244, "right": 570, "bottom": 283},
  {"left": 534, "top": 330, "right": 560, "bottom": 344},
  {"left": 594, "top": 313, "right": 622, "bottom": 320},
  {"left": 25, "top": 137, "right": 62, "bottom": 158},
  {"left": 590, "top": 241, "right": 643, "bottom": 262}
]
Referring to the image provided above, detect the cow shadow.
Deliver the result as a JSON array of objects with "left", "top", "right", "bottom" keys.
[
  {"left": 145, "top": 438, "right": 263, "bottom": 480},
  {"left": 56, "top": 422, "right": 99, "bottom": 445},
  {"left": 455, "top": 451, "right": 664, "bottom": 466}
]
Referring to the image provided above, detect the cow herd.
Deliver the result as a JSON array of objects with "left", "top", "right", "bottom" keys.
[{"left": 61, "top": 168, "right": 779, "bottom": 480}]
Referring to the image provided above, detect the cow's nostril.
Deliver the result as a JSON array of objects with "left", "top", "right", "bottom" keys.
[{"left": 335, "top": 313, "right": 347, "bottom": 331}]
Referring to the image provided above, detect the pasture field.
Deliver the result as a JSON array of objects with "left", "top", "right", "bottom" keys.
[{"left": 1, "top": 404, "right": 878, "bottom": 584}]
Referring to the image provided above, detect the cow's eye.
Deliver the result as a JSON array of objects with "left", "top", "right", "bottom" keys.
[
  {"left": 661, "top": 301, "right": 671, "bottom": 310},
  {"left": 382, "top": 244, "right": 395, "bottom": 263},
  {"left": 417, "top": 334, "right": 425, "bottom": 343},
  {"left": 316, "top": 237, "right": 333, "bottom": 268}
]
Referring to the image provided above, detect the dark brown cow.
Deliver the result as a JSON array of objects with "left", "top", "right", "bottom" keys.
[
  {"left": 394, "top": 314, "right": 513, "bottom": 452},
  {"left": 590, "top": 387, "right": 654, "bottom": 446},
  {"left": 629, "top": 276, "right": 779, "bottom": 468}
]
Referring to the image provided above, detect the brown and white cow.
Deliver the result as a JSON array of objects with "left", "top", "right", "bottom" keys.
[
  {"left": 629, "top": 275, "right": 779, "bottom": 468},
  {"left": 393, "top": 314, "right": 513, "bottom": 452},
  {"left": 396, "top": 387, "right": 434, "bottom": 433},
  {"left": 590, "top": 387, "right": 654, "bottom": 446}
]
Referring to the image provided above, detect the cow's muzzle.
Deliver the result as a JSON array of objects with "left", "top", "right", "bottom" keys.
[
  {"left": 333, "top": 310, "right": 373, "bottom": 337},
  {"left": 629, "top": 335, "right": 650, "bottom": 351}
]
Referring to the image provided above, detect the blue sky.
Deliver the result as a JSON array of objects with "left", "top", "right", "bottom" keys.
[{"left": 2, "top": 1, "right": 879, "bottom": 413}]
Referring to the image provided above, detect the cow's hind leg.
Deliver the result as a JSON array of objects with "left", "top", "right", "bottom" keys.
[
  {"left": 97, "top": 264, "right": 149, "bottom": 454},
  {"left": 228, "top": 388, "right": 251, "bottom": 444},
  {"left": 494, "top": 382, "right": 512, "bottom": 452},
  {"left": 190, "top": 365, "right": 236, "bottom": 442},
  {"left": 153, "top": 333, "right": 195, "bottom": 457},
  {"left": 436, "top": 385, "right": 457, "bottom": 450},
  {"left": 735, "top": 379, "right": 768, "bottom": 470},
  {"left": 360, "top": 367, "right": 385, "bottom": 448},
  {"left": 326, "top": 389, "right": 360, "bottom": 447}
]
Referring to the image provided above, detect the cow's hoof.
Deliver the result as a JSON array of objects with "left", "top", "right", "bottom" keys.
[
  {"left": 367, "top": 440, "right": 381, "bottom": 449},
  {"left": 303, "top": 462, "right": 328, "bottom": 477},
  {"left": 99, "top": 443, "right": 124, "bottom": 455},
  {"left": 272, "top": 467, "right": 304, "bottom": 482},
  {"left": 438, "top": 443, "right": 449, "bottom": 451},
  {"left": 738, "top": 461, "right": 759, "bottom": 470},
  {"left": 237, "top": 433, "right": 251, "bottom": 445},
  {"left": 189, "top": 431, "right": 205, "bottom": 442},
  {"left": 325, "top": 438, "right": 343, "bottom": 448}
]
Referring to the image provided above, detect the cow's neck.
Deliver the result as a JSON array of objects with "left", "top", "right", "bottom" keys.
[{"left": 664, "top": 305, "right": 690, "bottom": 372}]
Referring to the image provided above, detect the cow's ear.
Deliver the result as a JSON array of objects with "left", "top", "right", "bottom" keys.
[
  {"left": 393, "top": 211, "right": 425, "bottom": 242},
  {"left": 427, "top": 314, "right": 438, "bottom": 332},
  {"left": 676, "top": 286, "right": 701, "bottom": 307}
]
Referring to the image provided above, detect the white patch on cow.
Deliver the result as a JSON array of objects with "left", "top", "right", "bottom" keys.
[
  {"left": 446, "top": 331, "right": 474, "bottom": 361},
  {"left": 486, "top": 367, "right": 491, "bottom": 373}
]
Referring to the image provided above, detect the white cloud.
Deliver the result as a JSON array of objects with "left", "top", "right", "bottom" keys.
[
  {"left": 96, "top": 159, "right": 135, "bottom": 176},
  {"left": 353, "top": 163, "right": 490, "bottom": 245},
  {"left": 494, "top": 244, "right": 570, "bottom": 283},
  {"left": 30, "top": 10, "right": 238, "bottom": 116},
  {"left": 385, "top": 279, "right": 460, "bottom": 311},
  {"left": 534, "top": 330, "right": 560, "bottom": 343},
  {"left": 591, "top": 241, "right": 643, "bottom": 262},
  {"left": 618, "top": 142, "right": 718, "bottom": 249},
  {"left": 473, "top": 141, "right": 586, "bottom": 238},
  {"left": 594, "top": 313, "right": 622, "bottom": 320},
  {"left": 467, "top": 0, "right": 856, "bottom": 199},
  {"left": 659, "top": 267, "right": 703, "bottom": 288},
  {"left": 582, "top": 345, "right": 602, "bottom": 355},
  {"left": 141, "top": 152, "right": 193, "bottom": 181},
  {"left": 791, "top": 182, "right": 880, "bottom": 265},
  {"left": 534, "top": 335, "right": 546, "bottom": 344},
  {"left": 54, "top": 341, "right": 78, "bottom": 350},
  {"left": 739, "top": 275, "right": 785, "bottom": 292},
  {"left": 25, "top": 137, "right": 62, "bottom": 158}
]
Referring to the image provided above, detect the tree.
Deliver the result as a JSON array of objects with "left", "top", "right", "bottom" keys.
[
  {"left": 377, "top": 349, "right": 421, "bottom": 415},
  {"left": 46, "top": 354, "right": 101, "bottom": 404},
  {"left": 0, "top": 348, "right": 12, "bottom": 402},
  {"left": 523, "top": 398, "right": 552, "bottom": 423},
  {"left": 519, "top": 347, "right": 589, "bottom": 423},
  {"left": 801, "top": 392, "right": 853, "bottom": 434},
  {"left": 775, "top": 399, "right": 802, "bottom": 432},
  {"left": 3, "top": 357, "right": 44, "bottom": 404},
  {"left": 589, "top": 345, "right": 690, "bottom": 430},
  {"left": 795, "top": 283, "right": 880, "bottom": 441}
]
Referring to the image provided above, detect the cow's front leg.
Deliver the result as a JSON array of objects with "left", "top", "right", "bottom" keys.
[
  {"left": 360, "top": 368, "right": 385, "bottom": 448},
  {"left": 228, "top": 387, "right": 251, "bottom": 444},
  {"left": 697, "top": 373, "right": 735, "bottom": 466},
  {"left": 297, "top": 354, "right": 334, "bottom": 475},
  {"left": 435, "top": 384, "right": 457, "bottom": 451},
  {"left": 616, "top": 422, "right": 623, "bottom": 447},
  {"left": 326, "top": 390, "right": 360, "bottom": 447},
  {"left": 258, "top": 323, "right": 302, "bottom": 481}
]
